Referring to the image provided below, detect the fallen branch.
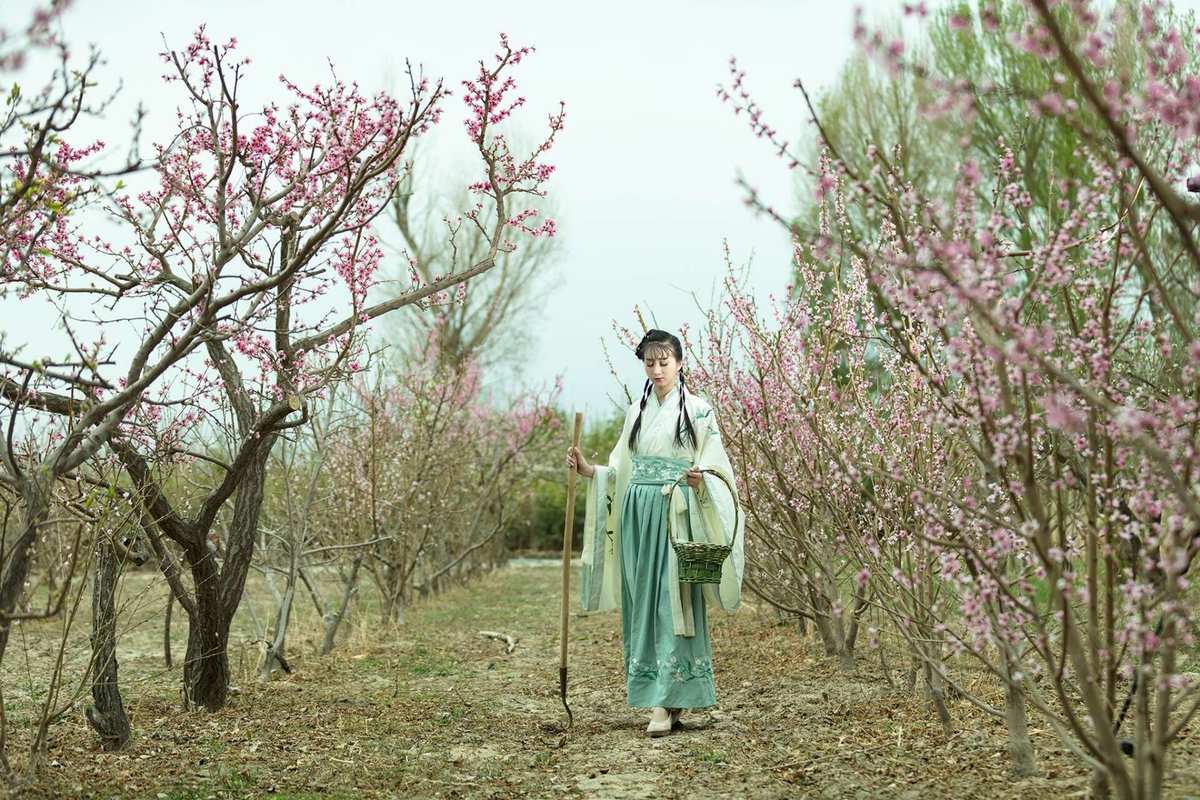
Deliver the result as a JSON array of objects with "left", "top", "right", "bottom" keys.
[{"left": 479, "top": 630, "right": 518, "bottom": 654}]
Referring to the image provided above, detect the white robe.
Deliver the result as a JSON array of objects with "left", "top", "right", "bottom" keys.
[{"left": 580, "top": 387, "right": 745, "bottom": 636}]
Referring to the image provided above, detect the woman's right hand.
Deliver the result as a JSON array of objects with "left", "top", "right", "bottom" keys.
[{"left": 566, "top": 446, "right": 595, "bottom": 478}]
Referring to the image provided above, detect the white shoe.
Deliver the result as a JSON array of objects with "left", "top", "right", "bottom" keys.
[{"left": 646, "top": 707, "right": 672, "bottom": 737}]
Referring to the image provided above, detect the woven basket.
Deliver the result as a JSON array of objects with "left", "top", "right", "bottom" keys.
[{"left": 665, "top": 468, "right": 740, "bottom": 585}]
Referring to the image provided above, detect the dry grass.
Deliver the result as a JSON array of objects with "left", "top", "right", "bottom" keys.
[{"left": 0, "top": 563, "right": 1196, "bottom": 799}]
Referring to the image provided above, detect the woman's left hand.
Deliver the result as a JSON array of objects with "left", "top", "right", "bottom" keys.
[{"left": 685, "top": 469, "right": 702, "bottom": 489}]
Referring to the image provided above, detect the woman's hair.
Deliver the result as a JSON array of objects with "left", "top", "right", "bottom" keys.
[{"left": 628, "top": 329, "right": 698, "bottom": 453}]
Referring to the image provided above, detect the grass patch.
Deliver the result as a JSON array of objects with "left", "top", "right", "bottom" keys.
[
  {"left": 393, "top": 646, "right": 460, "bottom": 678},
  {"left": 156, "top": 771, "right": 253, "bottom": 800},
  {"left": 690, "top": 747, "right": 729, "bottom": 765}
]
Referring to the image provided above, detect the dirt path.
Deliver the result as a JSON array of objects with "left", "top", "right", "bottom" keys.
[{"left": 15, "top": 563, "right": 1200, "bottom": 798}]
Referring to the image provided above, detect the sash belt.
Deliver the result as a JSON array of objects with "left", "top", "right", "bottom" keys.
[{"left": 629, "top": 455, "right": 691, "bottom": 485}]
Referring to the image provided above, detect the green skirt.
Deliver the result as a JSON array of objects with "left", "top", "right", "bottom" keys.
[{"left": 620, "top": 455, "right": 717, "bottom": 709}]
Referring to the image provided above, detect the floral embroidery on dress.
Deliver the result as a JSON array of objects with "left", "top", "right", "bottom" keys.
[
  {"left": 626, "top": 655, "right": 714, "bottom": 683},
  {"left": 605, "top": 494, "right": 615, "bottom": 544}
]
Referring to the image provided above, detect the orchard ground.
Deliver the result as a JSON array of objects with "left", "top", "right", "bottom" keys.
[{"left": 3, "top": 563, "right": 1198, "bottom": 799}]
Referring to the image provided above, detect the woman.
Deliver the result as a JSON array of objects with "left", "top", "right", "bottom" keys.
[{"left": 566, "top": 329, "right": 744, "bottom": 737}]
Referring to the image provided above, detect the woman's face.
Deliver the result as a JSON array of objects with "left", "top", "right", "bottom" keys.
[{"left": 643, "top": 346, "right": 681, "bottom": 393}]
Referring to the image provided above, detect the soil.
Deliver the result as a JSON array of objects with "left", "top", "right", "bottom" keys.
[{"left": 3, "top": 562, "right": 1198, "bottom": 799}]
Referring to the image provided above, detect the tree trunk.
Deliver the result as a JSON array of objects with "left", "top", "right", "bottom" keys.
[
  {"left": 85, "top": 537, "right": 131, "bottom": 750},
  {"left": 320, "top": 551, "right": 365, "bottom": 656},
  {"left": 905, "top": 652, "right": 919, "bottom": 694},
  {"left": 1089, "top": 768, "right": 1112, "bottom": 800},
  {"left": 808, "top": 586, "right": 838, "bottom": 656},
  {"left": 182, "top": 549, "right": 231, "bottom": 711},
  {"left": 393, "top": 591, "right": 407, "bottom": 625},
  {"left": 180, "top": 445, "right": 273, "bottom": 710},
  {"left": 878, "top": 639, "right": 896, "bottom": 689},
  {"left": 808, "top": 580, "right": 856, "bottom": 672},
  {"left": 845, "top": 587, "right": 867, "bottom": 654},
  {"left": 1001, "top": 647, "right": 1038, "bottom": 776},
  {"left": 0, "top": 475, "right": 52, "bottom": 662},
  {"left": 163, "top": 590, "right": 174, "bottom": 669},
  {"left": 383, "top": 569, "right": 408, "bottom": 624},
  {"left": 833, "top": 594, "right": 856, "bottom": 673},
  {"left": 922, "top": 641, "right": 954, "bottom": 738},
  {"left": 182, "top": 607, "right": 232, "bottom": 711},
  {"left": 258, "top": 565, "right": 296, "bottom": 681}
]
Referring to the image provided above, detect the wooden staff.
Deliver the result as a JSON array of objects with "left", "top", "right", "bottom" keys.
[{"left": 559, "top": 411, "right": 583, "bottom": 727}]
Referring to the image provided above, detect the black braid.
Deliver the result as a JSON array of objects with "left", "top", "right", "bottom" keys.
[
  {"left": 627, "top": 378, "right": 653, "bottom": 452},
  {"left": 676, "top": 371, "right": 698, "bottom": 451}
]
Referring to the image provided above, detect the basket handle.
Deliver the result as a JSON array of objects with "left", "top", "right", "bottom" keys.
[{"left": 664, "top": 468, "right": 741, "bottom": 549}]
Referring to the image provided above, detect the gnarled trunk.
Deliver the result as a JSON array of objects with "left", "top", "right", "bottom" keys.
[
  {"left": 182, "top": 619, "right": 232, "bottom": 711},
  {"left": 0, "top": 474, "right": 52, "bottom": 661},
  {"left": 182, "top": 550, "right": 232, "bottom": 711},
  {"left": 180, "top": 446, "right": 272, "bottom": 710},
  {"left": 85, "top": 537, "right": 130, "bottom": 750}
]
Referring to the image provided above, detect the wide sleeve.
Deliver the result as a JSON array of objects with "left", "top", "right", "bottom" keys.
[
  {"left": 687, "top": 402, "right": 745, "bottom": 612},
  {"left": 579, "top": 409, "right": 632, "bottom": 611}
]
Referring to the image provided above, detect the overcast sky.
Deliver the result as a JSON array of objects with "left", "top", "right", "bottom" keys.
[{"left": 8, "top": 0, "right": 1195, "bottom": 423}]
